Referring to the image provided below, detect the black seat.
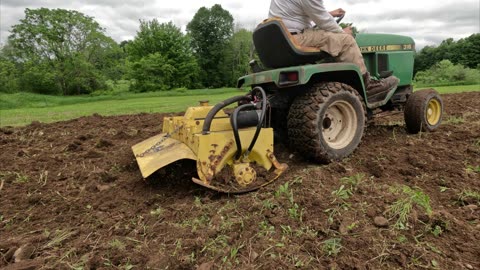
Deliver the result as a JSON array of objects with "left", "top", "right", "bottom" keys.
[{"left": 253, "top": 18, "right": 328, "bottom": 69}]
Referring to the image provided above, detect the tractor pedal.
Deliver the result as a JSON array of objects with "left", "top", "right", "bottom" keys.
[
  {"left": 379, "top": 70, "right": 394, "bottom": 78},
  {"left": 367, "top": 89, "right": 390, "bottom": 102}
]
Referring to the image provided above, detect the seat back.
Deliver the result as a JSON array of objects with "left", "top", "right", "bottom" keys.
[{"left": 253, "top": 18, "right": 327, "bottom": 69}]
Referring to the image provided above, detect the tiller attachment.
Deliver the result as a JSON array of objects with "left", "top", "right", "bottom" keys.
[{"left": 132, "top": 87, "right": 287, "bottom": 193}]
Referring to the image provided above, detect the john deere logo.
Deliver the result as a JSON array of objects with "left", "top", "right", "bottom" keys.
[{"left": 360, "top": 44, "right": 413, "bottom": 52}]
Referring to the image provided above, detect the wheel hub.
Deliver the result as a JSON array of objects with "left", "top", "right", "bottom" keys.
[
  {"left": 427, "top": 99, "right": 441, "bottom": 125},
  {"left": 322, "top": 117, "right": 332, "bottom": 129},
  {"left": 232, "top": 163, "right": 256, "bottom": 187},
  {"left": 322, "top": 100, "right": 358, "bottom": 149}
]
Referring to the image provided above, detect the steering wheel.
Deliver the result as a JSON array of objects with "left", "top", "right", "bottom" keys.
[
  {"left": 336, "top": 14, "right": 345, "bottom": 24},
  {"left": 312, "top": 14, "right": 345, "bottom": 29}
]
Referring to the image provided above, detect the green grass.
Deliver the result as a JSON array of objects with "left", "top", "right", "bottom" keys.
[
  {"left": 0, "top": 87, "right": 241, "bottom": 110},
  {"left": 0, "top": 88, "right": 243, "bottom": 126},
  {"left": 1, "top": 83, "right": 478, "bottom": 127},
  {"left": 415, "top": 84, "right": 480, "bottom": 94}
]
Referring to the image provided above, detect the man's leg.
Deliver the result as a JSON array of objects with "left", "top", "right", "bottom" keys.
[
  {"left": 295, "top": 29, "right": 399, "bottom": 95},
  {"left": 296, "top": 28, "right": 367, "bottom": 73}
]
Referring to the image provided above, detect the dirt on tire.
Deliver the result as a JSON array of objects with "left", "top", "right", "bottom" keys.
[
  {"left": 404, "top": 88, "right": 443, "bottom": 133},
  {"left": 1, "top": 92, "right": 479, "bottom": 269},
  {"left": 288, "top": 82, "right": 366, "bottom": 163}
]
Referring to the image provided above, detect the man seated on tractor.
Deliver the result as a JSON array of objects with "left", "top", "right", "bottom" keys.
[{"left": 269, "top": 0, "right": 399, "bottom": 95}]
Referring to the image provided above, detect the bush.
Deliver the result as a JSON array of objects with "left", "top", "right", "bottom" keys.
[
  {"left": 89, "top": 80, "right": 131, "bottom": 96},
  {"left": 62, "top": 58, "right": 110, "bottom": 95},
  {"left": 0, "top": 59, "right": 19, "bottom": 93},
  {"left": 414, "top": 60, "right": 480, "bottom": 87},
  {"left": 128, "top": 53, "right": 176, "bottom": 92},
  {"left": 19, "top": 63, "right": 61, "bottom": 95},
  {"left": 15, "top": 57, "right": 110, "bottom": 96}
]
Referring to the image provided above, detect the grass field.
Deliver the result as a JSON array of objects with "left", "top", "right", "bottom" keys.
[
  {"left": 0, "top": 88, "right": 242, "bottom": 126},
  {"left": 1, "top": 84, "right": 478, "bottom": 127},
  {"left": 416, "top": 84, "right": 480, "bottom": 94}
]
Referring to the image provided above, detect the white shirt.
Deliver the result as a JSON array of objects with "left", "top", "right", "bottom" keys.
[{"left": 268, "top": 0, "right": 343, "bottom": 33}]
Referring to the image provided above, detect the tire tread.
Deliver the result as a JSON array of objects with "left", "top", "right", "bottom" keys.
[{"left": 287, "top": 82, "right": 366, "bottom": 163}]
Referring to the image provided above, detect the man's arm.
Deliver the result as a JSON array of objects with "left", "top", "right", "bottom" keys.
[
  {"left": 329, "top": 8, "right": 345, "bottom": 18},
  {"left": 301, "top": 0, "right": 343, "bottom": 33}
]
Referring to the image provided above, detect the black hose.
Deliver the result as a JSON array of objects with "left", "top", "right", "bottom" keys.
[
  {"left": 202, "top": 95, "right": 250, "bottom": 135},
  {"left": 231, "top": 104, "right": 255, "bottom": 160},
  {"left": 245, "top": 87, "right": 267, "bottom": 157}
]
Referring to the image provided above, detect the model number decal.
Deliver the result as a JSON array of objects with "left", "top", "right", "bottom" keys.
[{"left": 360, "top": 44, "right": 413, "bottom": 52}]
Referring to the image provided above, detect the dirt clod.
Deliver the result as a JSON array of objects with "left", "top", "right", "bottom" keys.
[
  {"left": 0, "top": 127, "right": 14, "bottom": 135},
  {"left": 83, "top": 150, "right": 103, "bottom": 158},
  {"left": 2, "top": 259, "right": 44, "bottom": 270},
  {"left": 3, "top": 247, "right": 17, "bottom": 262},
  {"left": 373, "top": 216, "right": 389, "bottom": 228},
  {"left": 197, "top": 261, "right": 214, "bottom": 270},
  {"left": 464, "top": 204, "right": 478, "bottom": 211},
  {"left": 96, "top": 184, "right": 113, "bottom": 191},
  {"left": 13, "top": 244, "right": 35, "bottom": 262},
  {"left": 95, "top": 139, "right": 113, "bottom": 148}
]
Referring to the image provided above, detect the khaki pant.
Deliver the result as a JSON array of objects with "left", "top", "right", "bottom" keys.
[{"left": 294, "top": 28, "right": 367, "bottom": 74}]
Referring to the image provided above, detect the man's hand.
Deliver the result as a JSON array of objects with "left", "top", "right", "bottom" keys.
[
  {"left": 329, "top": 8, "right": 345, "bottom": 18},
  {"left": 343, "top": 26, "right": 353, "bottom": 35}
]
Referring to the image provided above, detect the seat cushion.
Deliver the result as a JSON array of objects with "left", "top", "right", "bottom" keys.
[{"left": 253, "top": 18, "right": 328, "bottom": 69}]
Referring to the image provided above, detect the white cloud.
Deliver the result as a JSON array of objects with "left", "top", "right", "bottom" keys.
[{"left": 1, "top": 0, "right": 479, "bottom": 49}]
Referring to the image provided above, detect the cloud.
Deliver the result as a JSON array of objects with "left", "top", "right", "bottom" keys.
[
  {"left": 1, "top": 0, "right": 146, "bottom": 7},
  {"left": 1, "top": 0, "right": 478, "bottom": 49},
  {"left": 340, "top": 0, "right": 479, "bottom": 48}
]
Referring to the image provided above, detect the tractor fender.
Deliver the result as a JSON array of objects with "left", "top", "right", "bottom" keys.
[{"left": 300, "top": 63, "right": 366, "bottom": 102}]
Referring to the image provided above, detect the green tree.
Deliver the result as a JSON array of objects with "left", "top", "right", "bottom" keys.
[
  {"left": 224, "top": 29, "right": 254, "bottom": 85},
  {"left": 414, "top": 45, "right": 437, "bottom": 74},
  {"left": 8, "top": 8, "right": 118, "bottom": 95},
  {"left": 128, "top": 53, "right": 175, "bottom": 92},
  {"left": 187, "top": 4, "right": 234, "bottom": 87},
  {"left": 19, "top": 61, "right": 61, "bottom": 94},
  {"left": 0, "top": 58, "right": 19, "bottom": 93},
  {"left": 0, "top": 42, "right": 20, "bottom": 93},
  {"left": 126, "top": 20, "right": 199, "bottom": 91},
  {"left": 456, "top": 34, "right": 480, "bottom": 69},
  {"left": 414, "top": 34, "right": 480, "bottom": 74}
]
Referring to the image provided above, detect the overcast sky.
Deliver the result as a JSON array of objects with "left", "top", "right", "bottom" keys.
[{"left": 1, "top": 0, "right": 479, "bottom": 49}]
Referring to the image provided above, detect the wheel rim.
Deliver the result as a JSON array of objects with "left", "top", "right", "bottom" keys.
[
  {"left": 322, "top": 100, "right": 357, "bottom": 149},
  {"left": 426, "top": 98, "right": 441, "bottom": 126}
]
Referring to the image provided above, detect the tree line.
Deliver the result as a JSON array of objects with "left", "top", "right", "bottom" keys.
[
  {"left": 0, "top": 5, "right": 253, "bottom": 95},
  {"left": 0, "top": 7, "right": 478, "bottom": 95},
  {"left": 414, "top": 34, "right": 480, "bottom": 86}
]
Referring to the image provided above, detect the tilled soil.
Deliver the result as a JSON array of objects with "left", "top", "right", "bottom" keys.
[{"left": 0, "top": 92, "right": 479, "bottom": 270}]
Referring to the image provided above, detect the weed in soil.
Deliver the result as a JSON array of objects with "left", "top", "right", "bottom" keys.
[{"left": 387, "top": 185, "right": 432, "bottom": 229}]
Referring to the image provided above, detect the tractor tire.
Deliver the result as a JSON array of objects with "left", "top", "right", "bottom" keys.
[
  {"left": 287, "top": 82, "right": 366, "bottom": 163},
  {"left": 404, "top": 89, "right": 443, "bottom": 134}
]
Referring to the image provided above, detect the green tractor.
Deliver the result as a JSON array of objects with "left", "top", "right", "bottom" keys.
[
  {"left": 132, "top": 17, "right": 444, "bottom": 193},
  {"left": 237, "top": 18, "right": 444, "bottom": 163}
]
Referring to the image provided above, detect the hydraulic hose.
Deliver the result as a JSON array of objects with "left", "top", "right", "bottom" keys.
[
  {"left": 231, "top": 104, "right": 255, "bottom": 160},
  {"left": 244, "top": 87, "right": 267, "bottom": 158},
  {"left": 202, "top": 95, "right": 250, "bottom": 135},
  {"left": 201, "top": 87, "right": 267, "bottom": 161}
]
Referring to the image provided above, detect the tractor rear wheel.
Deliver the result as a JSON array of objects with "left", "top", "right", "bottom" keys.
[
  {"left": 287, "top": 82, "right": 366, "bottom": 163},
  {"left": 404, "top": 89, "right": 443, "bottom": 134}
]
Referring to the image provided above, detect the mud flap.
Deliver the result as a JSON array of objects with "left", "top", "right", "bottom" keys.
[{"left": 132, "top": 134, "right": 197, "bottom": 178}]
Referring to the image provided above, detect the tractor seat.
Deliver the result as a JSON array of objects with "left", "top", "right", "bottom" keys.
[{"left": 253, "top": 18, "right": 329, "bottom": 69}]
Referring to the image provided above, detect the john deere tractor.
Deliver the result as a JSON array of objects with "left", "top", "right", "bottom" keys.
[{"left": 132, "top": 17, "right": 443, "bottom": 193}]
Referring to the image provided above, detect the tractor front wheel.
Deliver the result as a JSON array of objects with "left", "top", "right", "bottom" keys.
[
  {"left": 404, "top": 89, "right": 443, "bottom": 134},
  {"left": 287, "top": 82, "right": 366, "bottom": 163}
]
